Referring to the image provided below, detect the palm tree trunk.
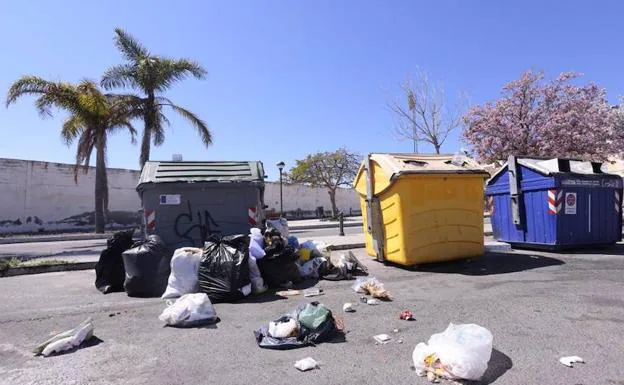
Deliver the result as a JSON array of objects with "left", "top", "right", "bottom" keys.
[
  {"left": 94, "top": 131, "right": 106, "bottom": 233},
  {"left": 139, "top": 94, "right": 155, "bottom": 169}
]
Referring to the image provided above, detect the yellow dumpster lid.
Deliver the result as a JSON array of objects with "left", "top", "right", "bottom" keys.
[{"left": 354, "top": 153, "right": 489, "bottom": 196}]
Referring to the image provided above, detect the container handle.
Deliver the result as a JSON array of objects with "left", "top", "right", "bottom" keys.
[{"left": 508, "top": 155, "right": 523, "bottom": 227}]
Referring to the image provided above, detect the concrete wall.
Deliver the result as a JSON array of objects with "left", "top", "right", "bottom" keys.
[{"left": 0, "top": 158, "right": 360, "bottom": 234}]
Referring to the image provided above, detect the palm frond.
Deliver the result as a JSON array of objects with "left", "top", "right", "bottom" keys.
[
  {"left": 113, "top": 28, "right": 148, "bottom": 62},
  {"left": 153, "top": 58, "right": 207, "bottom": 92},
  {"left": 161, "top": 102, "right": 212, "bottom": 146},
  {"left": 101, "top": 64, "right": 139, "bottom": 90},
  {"left": 61, "top": 115, "right": 86, "bottom": 146}
]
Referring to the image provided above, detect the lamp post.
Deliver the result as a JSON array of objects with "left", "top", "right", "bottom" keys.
[{"left": 277, "top": 161, "right": 285, "bottom": 217}]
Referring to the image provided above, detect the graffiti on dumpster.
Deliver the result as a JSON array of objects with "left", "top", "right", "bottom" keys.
[{"left": 174, "top": 201, "right": 221, "bottom": 245}]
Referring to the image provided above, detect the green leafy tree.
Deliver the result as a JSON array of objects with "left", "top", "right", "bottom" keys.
[
  {"left": 6, "top": 77, "right": 137, "bottom": 233},
  {"left": 102, "top": 28, "right": 211, "bottom": 168},
  {"left": 288, "top": 148, "right": 361, "bottom": 218}
]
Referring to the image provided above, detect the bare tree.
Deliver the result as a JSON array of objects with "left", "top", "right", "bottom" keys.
[{"left": 390, "top": 68, "right": 465, "bottom": 153}]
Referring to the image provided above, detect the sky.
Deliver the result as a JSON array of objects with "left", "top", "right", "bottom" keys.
[{"left": 1, "top": 0, "right": 623, "bottom": 181}]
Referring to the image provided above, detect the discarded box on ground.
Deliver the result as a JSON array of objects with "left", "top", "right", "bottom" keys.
[
  {"left": 354, "top": 153, "right": 489, "bottom": 266},
  {"left": 486, "top": 156, "right": 623, "bottom": 250}
]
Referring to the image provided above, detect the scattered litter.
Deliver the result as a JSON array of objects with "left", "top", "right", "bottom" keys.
[
  {"left": 343, "top": 303, "right": 355, "bottom": 312},
  {"left": 34, "top": 318, "right": 95, "bottom": 357},
  {"left": 276, "top": 289, "right": 301, "bottom": 297},
  {"left": 400, "top": 310, "right": 415, "bottom": 321},
  {"left": 321, "top": 251, "right": 369, "bottom": 281},
  {"left": 373, "top": 334, "right": 392, "bottom": 344},
  {"left": 413, "top": 323, "right": 493, "bottom": 381},
  {"left": 255, "top": 302, "right": 342, "bottom": 350},
  {"left": 559, "top": 356, "right": 585, "bottom": 368},
  {"left": 360, "top": 296, "right": 368, "bottom": 304},
  {"left": 108, "top": 312, "right": 121, "bottom": 317},
  {"left": 393, "top": 328, "right": 399, "bottom": 333},
  {"left": 158, "top": 293, "right": 218, "bottom": 327},
  {"left": 299, "top": 257, "right": 329, "bottom": 279},
  {"left": 397, "top": 339, "right": 403, "bottom": 344},
  {"left": 367, "top": 298, "right": 380, "bottom": 306},
  {"left": 352, "top": 277, "right": 392, "bottom": 300},
  {"left": 294, "top": 357, "right": 320, "bottom": 372},
  {"left": 303, "top": 288, "right": 324, "bottom": 297}
]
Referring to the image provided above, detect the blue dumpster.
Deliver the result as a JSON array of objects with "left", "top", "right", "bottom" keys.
[{"left": 486, "top": 156, "right": 623, "bottom": 249}]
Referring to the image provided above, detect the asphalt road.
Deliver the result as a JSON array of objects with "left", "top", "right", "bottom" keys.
[
  {"left": 0, "top": 227, "right": 363, "bottom": 260},
  {"left": 1, "top": 247, "right": 624, "bottom": 384}
]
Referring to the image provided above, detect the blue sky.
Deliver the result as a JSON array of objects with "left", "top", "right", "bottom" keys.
[{"left": 1, "top": 0, "right": 623, "bottom": 180}]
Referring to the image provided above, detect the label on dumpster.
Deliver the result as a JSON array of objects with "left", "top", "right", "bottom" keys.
[
  {"left": 565, "top": 192, "right": 577, "bottom": 215},
  {"left": 159, "top": 194, "right": 181, "bottom": 205}
]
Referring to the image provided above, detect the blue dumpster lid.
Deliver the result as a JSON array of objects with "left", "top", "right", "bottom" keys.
[
  {"left": 488, "top": 157, "right": 612, "bottom": 182},
  {"left": 137, "top": 160, "right": 265, "bottom": 189}
]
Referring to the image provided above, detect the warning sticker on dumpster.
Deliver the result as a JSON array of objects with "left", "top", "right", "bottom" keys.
[
  {"left": 159, "top": 194, "right": 181, "bottom": 205},
  {"left": 565, "top": 192, "right": 577, "bottom": 215}
]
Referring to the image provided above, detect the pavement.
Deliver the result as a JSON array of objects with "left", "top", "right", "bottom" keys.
[{"left": 1, "top": 247, "right": 624, "bottom": 384}]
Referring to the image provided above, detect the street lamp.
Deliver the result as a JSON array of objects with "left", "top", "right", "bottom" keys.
[{"left": 277, "top": 161, "right": 285, "bottom": 217}]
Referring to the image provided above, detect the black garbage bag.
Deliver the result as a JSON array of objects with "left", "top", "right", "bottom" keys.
[
  {"left": 254, "top": 301, "right": 342, "bottom": 350},
  {"left": 122, "top": 235, "right": 171, "bottom": 297},
  {"left": 258, "top": 245, "right": 301, "bottom": 288},
  {"left": 197, "top": 235, "right": 250, "bottom": 303},
  {"left": 94, "top": 229, "right": 135, "bottom": 294}
]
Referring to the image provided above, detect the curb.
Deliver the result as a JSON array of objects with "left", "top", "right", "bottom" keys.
[
  {"left": 0, "top": 261, "right": 96, "bottom": 278},
  {"left": 328, "top": 243, "right": 366, "bottom": 251}
]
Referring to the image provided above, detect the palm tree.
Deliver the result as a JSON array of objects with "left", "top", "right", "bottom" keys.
[
  {"left": 102, "top": 28, "right": 212, "bottom": 168},
  {"left": 6, "top": 77, "right": 137, "bottom": 233}
]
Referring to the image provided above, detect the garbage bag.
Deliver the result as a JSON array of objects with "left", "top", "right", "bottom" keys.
[
  {"left": 258, "top": 245, "right": 301, "bottom": 288},
  {"left": 94, "top": 229, "right": 134, "bottom": 294},
  {"left": 298, "top": 257, "right": 329, "bottom": 279},
  {"left": 266, "top": 218, "right": 289, "bottom": 237},
  {"left": 158, "top": 293, "right": 218, "bottom": 327},
  {"left": 412, "top": 323, "right": 493, "bottom": 381},
  {"left": 122, "top": 235, "right": 171, "bottom": 298},
  {"left": 321, "top": 251, "right": 368, "bottom": 281},
  {"left": 162, "top": 247, "right": 203, "bottom": 299},
  {"left": 249, "top": 228, "right": 265, "bottom": 260},
  {"left": 197, "top": 235, "right": 251, "bottom": 303},
  {"left": 254, "top": 301, "right": 340, "bottom": 350}
]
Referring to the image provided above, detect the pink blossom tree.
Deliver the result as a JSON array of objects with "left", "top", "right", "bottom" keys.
[{"left": 462, "top": 70, "right": 616, "bottom": 163}]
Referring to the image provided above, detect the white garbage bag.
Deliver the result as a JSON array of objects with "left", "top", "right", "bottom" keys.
[
  {"left": 249, "top": 228, "right": 266, "bottom": 260},
  {"left": 298, "top": 257, "right": 327, "bottom": 278},
  {"left": 266, "top": 218, "right": 289, "bottom": 237},
  {"left": 36, "top": 318, "right": 95, "bottom": 357},
  {"left": 158, "top": 293, "right": 218, "bottom": 327},
  {"left": 412, "top": 323, "right": 493, "bottom": 381},
  {"left": 162, "top": 247, "right": 203, "bottom": 299}
]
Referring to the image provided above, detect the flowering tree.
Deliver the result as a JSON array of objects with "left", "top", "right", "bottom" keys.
[{"left": 462, "top": 70, "right": 616, "bottom": 163}]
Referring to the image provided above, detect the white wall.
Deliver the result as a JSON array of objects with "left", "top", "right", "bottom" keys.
[{"left": 0, "top": 158, "right": 360, "bottom": 234}]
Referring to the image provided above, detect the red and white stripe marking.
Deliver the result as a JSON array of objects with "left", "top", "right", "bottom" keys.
[
  {"left": 615, "top": 191, "right": 621, "bottom": 213},
  {"left": 248, "top": 207, "right": 257, "bottom": 226},
  {"left": 145, "top": 209, "right": 156, "bottom": 231},
  {"left": 548, "top": 190, "right": 563, "bottom": 215}
]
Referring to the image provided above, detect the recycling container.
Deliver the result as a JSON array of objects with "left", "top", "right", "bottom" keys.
[
  {"left": 137, "top": 161, "right": 266, "bottom": 249},
  {"left": 486, "top": 156, "right": 623, "bottom": 249},
  {"left": 354, "top": 153, "right": 490, "bottom": 266}
]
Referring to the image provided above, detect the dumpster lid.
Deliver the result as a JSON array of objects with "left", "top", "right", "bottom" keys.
[
  {"left": 354, "top": 153, "right": 489, "bottom": 196},
  {"left": 137, "top": 161, "right": 265, "bottom": 188},
  {"left": 488, "top": 157, "right": 611, "bottom": 182}
]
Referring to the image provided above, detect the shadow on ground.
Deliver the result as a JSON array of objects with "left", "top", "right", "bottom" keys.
[
  {"left": 479, "top": 348, "right": 513, "bottom": 384},
  {"left": 407, "top": 252, "right": 564, "bottom": 276}
]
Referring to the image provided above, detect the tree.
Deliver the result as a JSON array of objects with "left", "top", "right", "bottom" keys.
[
  {"left": 390, "top": 68, "right": 465, "bottom": 153},
  {"left": 6, "top": 77, "right": 137, "bottom": 233},
  {"left": 288, "top": 148, "right": 361, "bottom": 218},
  {"left": 101, "top": 28, "right": 211, "bottom": 168},
  {"left": 462, "top": 70, "right": 616, "bottom": 163}
]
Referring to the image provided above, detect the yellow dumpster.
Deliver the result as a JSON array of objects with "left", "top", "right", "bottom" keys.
[{"left": 353, "top": 153, "right": 489, "bottom": 266}]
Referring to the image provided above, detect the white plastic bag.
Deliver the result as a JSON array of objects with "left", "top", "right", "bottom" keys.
[
  {"left": 249, "top": 228, "right": 266, "bottom": 260},
  {"left": 298, "top": 257, "right": 327, "bottom": 278},
  {"left": 412, "top": 323, "right": 493, "bottom": 381},
  {"left": 266, "top": 218, "right": 289, "bottom": 237},
  {"left": 38, "top": 318, "right": 95, "bottom": 357},
  {"left": 159, "top": 293, "right": 218, "bottom": 327},
  {"left": 294, "top": 357, "right": 320, "bottom": 371},
  {"left": 162, "top": 247, "right": 203, "bottom": 299}
]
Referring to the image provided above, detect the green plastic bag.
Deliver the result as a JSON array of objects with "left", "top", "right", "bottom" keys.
[{"left": 298, "top": 303, "right": 330, "bottom": 330}]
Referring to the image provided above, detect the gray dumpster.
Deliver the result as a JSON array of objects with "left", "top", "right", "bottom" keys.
[{"left": 137, "top": 161, "right": 266, "bottom": 249}]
